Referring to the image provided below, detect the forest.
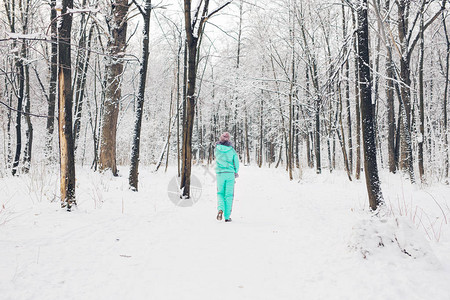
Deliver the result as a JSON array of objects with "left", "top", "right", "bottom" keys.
[
  {"left": 1, "top": 1, "right": 450, "bottom": 299},
  {"left": 0, "top": 0, "right": 449, "bottom": 208}
]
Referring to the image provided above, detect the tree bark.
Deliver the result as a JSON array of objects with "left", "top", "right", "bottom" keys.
[
  {"left": 395, "top": 0, "right": 446, "bottom": 180},
  {"left": 73, "top": 22, "right": 94, "bottom": 153},
  {"left": 342, "top": 3, "right": 353, "bottom": 175},
  {"left": 177, "top": 37, "right": 182, "bottom": 177},
  {"left": 244, "top": 109, "right": 250, "bottom": 164},
  {"left": 180, "top": 0, "right": 231, "bottom": 197},
  {"left": 418, "top": 12, "right": 425, "bottom": 182},
  {"left": 22, "top": 61, "right": 32, "bottom": 173},
  {"left": 165, "top": 89, "right": 174, "bottom": 173},
  {"left": 6, "top": 79, "right": 13, "bottom": 170},
  {"left": 295, "top": 104, "right": 300, "bottom": 168},
  {"left": 180, "top": 0, "right": 199, "bottom": 197},
  {"left": 269, "top": 56, "right": 289, "bottom": 171},
  {"left": 3, "top": 0, "right": 16, "bottom": 172},
  {"left": 11, "top": 39, "right": 25, "bottom": 176},
  {"left": 338, "top": 83, "right": 352, "bottom": 181},
  {"left": 397, "top": 0, "right": 413, "bottom": 173},
  {"left": 258, "top": 91, "right": 263, "bottom": 168},
  {"left": 443, "top": 12, "right": 450, "bottom": 179},
  {"left": 351, "top": 9, "right": 362, "bottom": 180},
  {"left": 357, "top": 0, "right": 383, "bottom": 210},
  {"left": 384, "top": 0, "right": 396, "bottom": 174},
  {"left": 58, "top": 0, "right": 76, "bottom": 210},
  {"left": 99, "top": 0, "right": 129, "bottom": 175},
  {"left": 305, "top": 69, "right": 314, "bottom": 168},
  {"left": 46, "top": 0, "right": 57, "bottom": 163},
  {"left": 129, "top": 0, "right": 152, "bottom": 191}
]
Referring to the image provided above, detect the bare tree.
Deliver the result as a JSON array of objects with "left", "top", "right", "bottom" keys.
[
  {"left": 73, "top": 4, "right": 94, "bottom": 153},
  {"left": 46, "top": 0, "right": 58, "bottom": 163},
  {"left": 396, "top": 0, "right": 446, "bottom": 181},
  {"left": 357, "top": 0, "right": 383, "bottom": 210},
  {"left": 129, "top": 0, "right": 152, "bottom": 191},
  {"left": 443, "top": 11, "right": 450, "bottom": 179},
  {"left": 58, "top": 0, "right": 76, "bottom": 210},
  {"left": 99, "top": 0, "right": 130, "bottom": 175},
  {"left": 180, "top": 0, "right": 231, "bottom": 198},
  {"left": 418, "top": 11, "right": 425, "bottom": 182},
  {"left": 352, "top": 9, "right": 362, "bottom": 179}
]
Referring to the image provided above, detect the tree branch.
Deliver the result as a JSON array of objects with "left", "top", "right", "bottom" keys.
[
  {"left": 207, "top": 1, "right": 232, "bottom": 19},
  {"left": 0, "top": 100, "right": 56, "bottom": 119},
  {"left": 192, "top": 0, "right": 204, "bottom": 30},
  {"left": 32, "top": 65, "right": 50, "bottom": 103},
  {"left": 408, "top": 0, "right": 446, "bottom": 58},
  {"left": 131, "top": 0, "right": 146, "bottom": 16}
]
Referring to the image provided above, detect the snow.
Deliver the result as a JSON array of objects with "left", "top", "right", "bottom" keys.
[
  {"left": 6, "top": 32, "right": 47, "bottom": 40},
  {"left": 67, "top": 8, "right": 100, "bottom": 14},
  {"left": 1, "top": 165, "right": 450, "bottom": 299}
]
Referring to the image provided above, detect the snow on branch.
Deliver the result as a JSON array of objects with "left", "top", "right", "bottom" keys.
[
  {"left": 6, "top": 32, "right": 47, "bottom": 40},
  {"left": 67, "top": 8, "right": 100, "bottom": 14},
  {"left": 0, "top": 100, "right": 55, "bottom": 119}
]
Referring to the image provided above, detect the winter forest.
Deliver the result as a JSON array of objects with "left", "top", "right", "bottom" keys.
[{"left": 1, "top": 0, "right": 450, "bottom": 299}]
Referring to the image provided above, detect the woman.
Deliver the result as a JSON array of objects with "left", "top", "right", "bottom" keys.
[{"left": 215, "top": 132, "right": 239, "bottom": 222}]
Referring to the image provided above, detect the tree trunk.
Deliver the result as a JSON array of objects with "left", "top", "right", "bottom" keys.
[
  {"left": 58, "top": 0, "right": 76, "bottom": 210},
  {"left": 177, "top": 37, "right": 182, "bottom": 177},
  {"left": 73, "top": 22, "right": 94, "bottom": 153},
  {"left": 443, "top": 12, "right": 450, "bottom": 179},
  {"left": 99, "top": 0, "right": 129, "bottom": 175},
  {"left": 46, "top": 0, "right": 57, "bottom": 163},
  {"left": 300, "top": 20, "right": 320, "bottom": 172},
  {"left": 327, "top": 98, "right": 334, "bottom": 173},
  {"left": 385, "top": 0, "right": 396, "bottom": 174},
  {"left": 3, "top": 0, "right": 16, "bottom": 171},
  {"left": 306, "top": 130, "right": 312, "bottom": 168},
  {"left": 275, "top": 144, "right": 282, "bottom": 168},
  {"left": 129, "top": 1, "right": 152, "bottom": 191},
  {"left": 352, "top": 9, "right": 362, "bottom": 180},
  {"left": 259, "top": 93, "right": 263, "bottom": 168},
  {"left": 295, "top": 104, "right": 300, "bottom": 168},
  {"left": 165, "top": 90, "right": 174, "bottom": 173},
  {"left": 180, "top": 0, "right": 231, "bottom": 197},
  {"left": 357, "top": 0, "right": 383, "bottom": 210},
  {"left": 418, "top": 13, "right": 425, "bottom": 182},
  {"left": 180, "top": 34, "right": 197, "bottom": 197},
  {"left": 314, "top": 97, "right": 321, "bottom": 174},
  {"left": 245, "top": 109, "right": 250, "bottom": 164},
  {"left": 6, "top": 80, "right": 13, "bottom": 170},
  {"left": 373, "top": 0, "right": 382, "bottom": 134},
  {"left": 181, "top": 0, "right": 201, "bottom": 198},
  {"left": 288, "top": 91, "right": 293, "bottom": 179},
  {"left": 397, "top": 0, "right": 413, "bottom": 173},
  {"left": 11, "top": 38, "right": 26, "bottom": 176},
  {"left": 22, "top": 62, "right": 32, "bottom": 173},
  {"left": 395, "top": 0, "right": 445, "bottom": 181},
  {"left": 338, "top": 84, "right": 352, "bottom": 181},
  {"left": 342, "top": 3, "right": 353, "bottom": 175},
  {"left": 269, "top": 56, "right": 289, "bottom": 171}
]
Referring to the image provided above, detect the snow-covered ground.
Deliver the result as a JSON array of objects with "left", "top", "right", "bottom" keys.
[{"left": 1, "top": 165, "right": 450, "bottom": 300}]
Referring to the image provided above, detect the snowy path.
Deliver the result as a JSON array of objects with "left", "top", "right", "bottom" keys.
[{"left": 1, "top": 166, "right": 450, "bottom": 299}]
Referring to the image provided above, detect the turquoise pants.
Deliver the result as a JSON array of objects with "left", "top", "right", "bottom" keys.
[{"left": 216, "top": 172, "right": 235, "bottom": 220}]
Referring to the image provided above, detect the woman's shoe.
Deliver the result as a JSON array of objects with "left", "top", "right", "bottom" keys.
[
  {"left": 217, "top": 210, "right": 223, "bottom": 221},
  {"left": 225, "top": 218, "right": 232, "bottom": 222}
]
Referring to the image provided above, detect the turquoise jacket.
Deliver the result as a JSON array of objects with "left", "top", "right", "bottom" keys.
[{"left": 215, "top": 144, "right": 239, "bottom": 174}]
